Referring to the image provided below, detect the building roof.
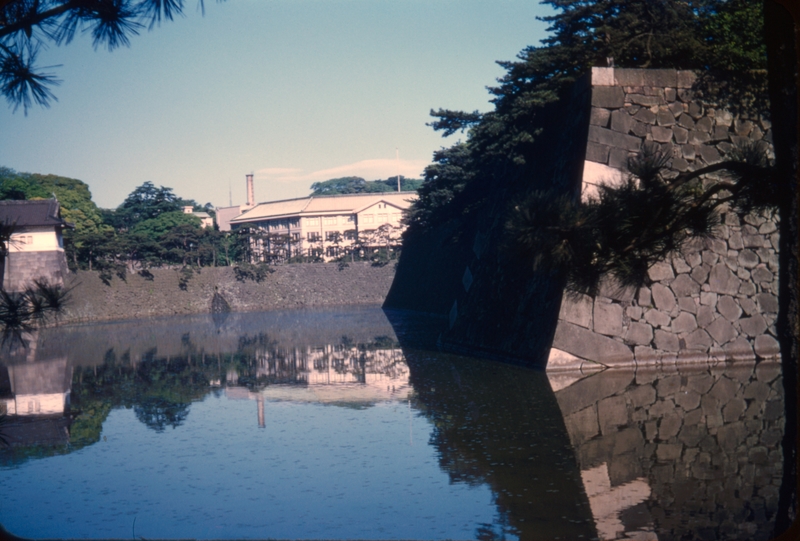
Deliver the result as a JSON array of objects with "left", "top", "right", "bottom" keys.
[
  {"left": 0, "top": 199, "right": 71, "bottom": 228},
  {"left": 230, "top": 192, "right": 418, "bottom": 224}
]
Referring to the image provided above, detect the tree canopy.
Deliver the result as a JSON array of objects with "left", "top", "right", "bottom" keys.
[
  {"left": 309, "top": 176, "right": 422, "bottom": 196},
  {"left": 0, "top": 0, "right": 217, "bottom": 113}
]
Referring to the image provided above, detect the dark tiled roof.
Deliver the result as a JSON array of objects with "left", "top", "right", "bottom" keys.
[{"left": 0, "top": 199, "right": 70, "bottom": 227}]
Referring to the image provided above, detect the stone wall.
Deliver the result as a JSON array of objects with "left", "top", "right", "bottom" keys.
[
  {"left": 3, "top": 250, "right": 70, "bottom": 292},
  {"left": 553, "top": 361, "right": 784, "bottom": 540},
  {"left": 58, "top": 262, "right": 396, "bottom": 324},
  {"left": 549, "top": 68, "right": 779, "bottom": 370}
]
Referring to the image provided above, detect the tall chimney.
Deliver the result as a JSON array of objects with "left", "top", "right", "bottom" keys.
[{"left": 246, "top": 173, "right": 254, "bottom": 207}]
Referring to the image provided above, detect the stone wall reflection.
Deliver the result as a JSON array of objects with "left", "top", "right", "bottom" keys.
[{"left": 552, "top": 361, "right": 784, "bottom": 540}]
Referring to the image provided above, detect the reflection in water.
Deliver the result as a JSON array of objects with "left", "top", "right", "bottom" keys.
[
  {"left": 0, "top": 307, "right": 786, "bottom": 540},
  {"left": 553, "top": 362, "right": 785, "bottom": 541}
]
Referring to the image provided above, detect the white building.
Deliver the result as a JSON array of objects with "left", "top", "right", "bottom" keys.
[
  {"left": 0, "top": 199, "right": 72, "bottom": 291},
  {"left": 181, "top": 205, "right": 214, "bottom": 228},
  {"left": 229, "top": 191, "right": 418, "bottom": 262}
]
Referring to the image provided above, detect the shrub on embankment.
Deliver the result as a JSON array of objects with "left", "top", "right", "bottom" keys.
[{"left": 59, "top": 262, "right": 396, "bottom": 324}]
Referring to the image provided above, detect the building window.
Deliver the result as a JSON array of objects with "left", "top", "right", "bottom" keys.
[
  {"left": 362, "top": 215, "right": 374, "bottom": 224},
  {"left": 326, "top": 246, "right": 339, "bottom": 257},
  {"left": 347, "top": 215, "right": 355, "bottom": 222},
  {"left": 289, "top": 218, "right": 299, "bottom": 227},
  {"left": 308, "top": 232, "right": 321, "bottom": 241},
  {"left": 306, "top": 217, "right": 320, "bottom": 226},
  {"left": 292, "top": 233, "right": 300, "bottom": 241},
  {"left": 378, "top": 213, "right": 388, "bottom": 223},
  {"left": 392, "top": 213, "right": 400, "bottom": 221},
  {"left": 324, "top": 216, "right": 337, "bottom": 225},
  {"left": 325, "top": 231, "right": 338, "bottom": 241},
  {"left": 344, "top": 230, "right": 356, "bottom": 240}
]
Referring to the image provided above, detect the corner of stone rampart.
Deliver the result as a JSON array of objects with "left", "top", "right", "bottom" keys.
[{"left": 549, "top": 68, "right": 779, "bottom": 371}]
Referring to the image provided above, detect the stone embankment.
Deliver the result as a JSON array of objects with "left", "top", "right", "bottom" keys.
[
  {"left": 549, "top": 68, "right": 780, "bottom": 370},
  {"left": 553, "top": 361, "right": 784, "bottom": 540},
  {"left": 59, "top": 262, "right": 396, "bottom": 324}
]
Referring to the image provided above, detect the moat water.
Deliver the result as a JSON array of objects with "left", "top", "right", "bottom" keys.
[{"left": 0, "top": 306, "right": 786, "bottom": 540}]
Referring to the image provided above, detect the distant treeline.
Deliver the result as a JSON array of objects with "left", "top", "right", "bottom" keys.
[{"left": 310, "top": 176, "right": 422, "bottom": 196}]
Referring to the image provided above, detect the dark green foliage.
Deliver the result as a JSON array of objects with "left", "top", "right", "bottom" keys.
[
  {"left": 111, "top": 181, "right": 182, "bottom": 230},
  {"left": 507, "top": 143, "right": 776, "bottom": 294},
  {"left": 404, "top": 143, "right": 475, "bottom": 234}
]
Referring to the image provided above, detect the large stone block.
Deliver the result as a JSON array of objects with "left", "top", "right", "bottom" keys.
[
  {"left": 723, "top": 337, "right": 754, "bottom": 361},
  {"left": 648, "top": 261, "right": 675, "bottom": 281},
  {"left": 634, "top": 108, "right": 656, "bottom": 124},
  {"left": 654, "top": 329, "right": 680, "bottom": 352},
  {"left": 592, "top": 86, "right": 625, "bottom": 108},
  {"left": 552, "top": 321, "right": 635, "bottom": 366},
  {"left": 755, "top": 293, "right": 778, "bottom": 314},
  {"left": 656, "top": 108, "right": 676, "bottom": 126},
  {"left": 737, "top": 249, "right": 759, "bottom": 269},
  {"left": 754, "top": 335, "right": 780, "bottom": 358},
  {"left": 670, "top": 274, "right": 701, "bottom": 297},
  {"left": 706, "top": 317, "right": 737, "bottom": 345},
  {"left": 586, "top": 142, "right": 610, "bottom": 163},
  {"left": 629, "top": 94, "right": 662, "bottom": 106},
  {"left": 672, "top": 125, "right": 689, "bottom": 144},
  {"left": 672, "top": 312, "right": 698, "bottom": 333},
  {"left": 676, "top": 70, "right": 697, "bottom": 88},
  {"left": 659, "top": 413, "right": 682, "bottom": 440},
  {"left": 656, "top": 442, "right": 683, "bottom": 461},
  {"left": 625, "top": 322, "right": 654, "bottom": 345},
  {"left": 677, "top": 296, "right": 697, "bottom": 314},
  {"left": 588, "top": 125, "right": 642, "bottom": 151},
  {"left": 696, "top": 305, "right": 715, "bottom": 328},
  {"left": 651, "top": 283, "right": 677, "bottom": 312},
  {"left": 644, "top": 308, "right": 671, "bottom": 328},
  {"left": 684, "top": 328, "right": 712, "bottom": 351},
  {"left": 691, "top": 264, "right": 710, "bottom": 284},
  {"left": 652, "top": 126, "right": 674, "bottom": 142},
  {"left": 615, "top": 68, "right": 678, "bottom": 88},
  {"left": 708, "top": 264, "right": 741, "bottom": 295},
  {"left": 751, "top": 267, "right": 774, "bottom": 284},
  {"left": 594, "top": 301, "right": 624, "bottom": 336},
  {"left": 698, "top": 144, "right": 721, "bottom": 164},
  {"left": 559, "top": 293, "right": 594, "bottom": 328},
  {"left": 740, "top": 314, "right": 768, "bottom": 337},
  {"left": 610, "top": 109, "right": 634, "bottom": 134},
  {"left": 717, "top": 295, "right": 742, "bottom": 322},
  {"left": 590, "top": 107, "right": 612, "bottom": 127}
]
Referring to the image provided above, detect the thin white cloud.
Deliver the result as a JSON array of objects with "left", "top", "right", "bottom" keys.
[
  {"left": 256, "top": 167, "right": 304, "bottom": 176},
  {"left": 255, "top": 159, "right": 429, "bottom": 185}
]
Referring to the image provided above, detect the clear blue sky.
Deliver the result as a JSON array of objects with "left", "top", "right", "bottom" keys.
[{"left": 0, "top": 0, "right": 554, "bottom": 209}]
